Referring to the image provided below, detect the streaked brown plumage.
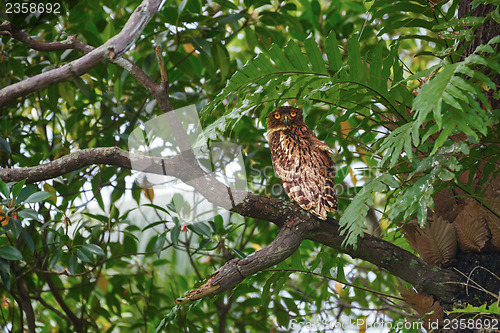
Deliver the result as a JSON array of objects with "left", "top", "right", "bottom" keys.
[{"left": 266, "top": 106, "right": 337, "bottom": 220}]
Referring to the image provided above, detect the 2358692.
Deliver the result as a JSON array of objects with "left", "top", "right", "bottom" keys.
[{"left": 6, "top": 2, "right": 61, "bottom": 14}]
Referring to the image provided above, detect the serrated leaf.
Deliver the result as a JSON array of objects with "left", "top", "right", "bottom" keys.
[
  {"left": 431, "top": 123, "right": 455, "bottom": 155},
  {"left": 453, "top": 201, "right": 489, "bottom": 252},
  {"left": 376, "top": 122, "right": 414, "bottom": 167},
  {"left": 253, "top": 53, "right": 275, "bottom": 73},
  {"left": 405, "top": 216, "right": 457, "bottom": 266}
]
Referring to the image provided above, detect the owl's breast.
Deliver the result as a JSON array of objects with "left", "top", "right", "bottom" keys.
[
  {"left": 268, "top": 128, "right": 314, "bottom": 177},
  {"left": 269, "top": 129, "right": 301, "bottom": 157}
]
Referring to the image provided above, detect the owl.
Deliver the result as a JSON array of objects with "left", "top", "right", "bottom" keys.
[{"left": 266, "top": 106, "right": 337, "bottom": 220}]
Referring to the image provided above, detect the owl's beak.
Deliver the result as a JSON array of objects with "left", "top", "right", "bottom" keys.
[{"left": 284, "top": 115, "right": 289, "bottom": 126}]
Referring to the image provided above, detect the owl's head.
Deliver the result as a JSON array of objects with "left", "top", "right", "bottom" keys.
[{"left": 266, "top": 106, "right": 304, "bottom": 130}]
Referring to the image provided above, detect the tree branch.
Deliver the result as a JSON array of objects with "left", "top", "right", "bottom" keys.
[
  {"left": 0, "top": 147, "right": 462, "bottom": 302},
  {"left": 309, "top": 221, "right": 459, "bottom": 301},
  {"left": 43, "top": 272, "right": 85, "bottom": 333},
  {"left": 13, "top": 274, "right": 36, "bottom": 332},
  {"left": 0, "top": 0, "right": 162, "bottom": 106},
  {"left": 0, "top": 21, "right": 89, "bottom": 52},
  {"left": 179, "top": 211, "right": 316, "bottom": 303}
]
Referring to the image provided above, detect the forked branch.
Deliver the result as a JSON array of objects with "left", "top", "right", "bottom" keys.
[
  {"left": 0, "top": 147, "right": 461, "bottom": 302},
  {"left": 0, "top": 0, "right": 162, "bottom": 106}
]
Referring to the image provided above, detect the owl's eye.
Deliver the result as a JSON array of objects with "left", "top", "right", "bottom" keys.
[
  {"left": 290, "top": 111, "right": 297, "bottom": 117},
  {"left": 274, "top": 113, "right": 281, "bottom": 119}
]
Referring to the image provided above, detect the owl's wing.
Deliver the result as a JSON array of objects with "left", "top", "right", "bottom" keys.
[
  {"left": 269, "top": 128, "right": 337, "bottom": 219},
  {"left": 282, "top": 141, "right": 337, "bottom": 220},
  {"left": 306, "top": 132, "right": 334, "bottom": 154}
]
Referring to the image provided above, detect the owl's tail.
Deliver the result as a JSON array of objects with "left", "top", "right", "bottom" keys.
[{"left": 313, "top": 177, "right": 338, "bottom": 220}]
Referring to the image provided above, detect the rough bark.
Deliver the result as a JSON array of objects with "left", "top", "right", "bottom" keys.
[
  {"left": 0, "top": 147, "right": 462, "bottom": 303},
  {"left": 0, "top": 0, "right": 163, "bottom": 107}
]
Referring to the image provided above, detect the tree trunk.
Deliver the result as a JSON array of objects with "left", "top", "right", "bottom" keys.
[{"left": 428, "top": 1, "right": 500, "bottom": 331}]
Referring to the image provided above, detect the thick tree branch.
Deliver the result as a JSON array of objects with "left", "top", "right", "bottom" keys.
[
  {"left": 1, "top": 21, "right": 157, "bottom": 95},
  {"left": 0, "top": 147, "right": 462, "bottom": 302},
  {"left": 309, "top": 221, "right": 459, "bottom": 301},
  {"left": 180, "top": 211, "right": 316, "bottom": 303},
  {"left": 0, "top": 0, "right": 162, "bottom": 106}
]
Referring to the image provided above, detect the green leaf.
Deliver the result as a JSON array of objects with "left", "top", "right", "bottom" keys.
[
  {"left": 0, "top": 180, "right": 9, "bottom": 199},
  {"left": 253, "top": 53, "right": 275, "bottom": 74},
  {"left": 21, "top": 229, "right": 35, "bottom": 254},
  {"left": 348, "top": 34, "right": 362, "bottom": 81},
  {"left": 15, "top": 186, "right": 37, "bottom": 204},
  {"left": 170, "top": 224, "right": 180, "bottom": 245},
  {"left": 288, "top": 250, "right": 305, "bottom": 271},
  {"left": 0, "top": 271, "right": 10, "bottom": 290},
  {"left": 334, "top": 165, "right": 350, "bottom": 184},
  {"left": 269, "top": 44, "right": 293, "bottom": 70},
  {"left": 0, "top": 246, "right": 23, "bottom": 261},
  {"left": 68, "top": 255, "right": 78, "bottom": 274},
  {"left": 413, "top": 64, "right": 458, "bottom": 124},
  {"left": 178, "top": 0, "right": 188, "bottom": 14},
  {"left": 405, "top": 64, "right": 441, "bottom": 83},
  {"left": 339, "top": 174, "right": 397, "bottom": 247},
  {"left": 82, "top": 244, "right": 105, "bottom": 256},
  {"left": 24, "top": 191, "right": 53, "bottom": 204},
  {"left": 191, "top": 37, "right": 211, "bottom": 57},
  {"left": 188, "top": 222, "right": 212, "bottom": 238},
  {"left": 8, "top": 218, "right": 22, "bottom": 239},
  {"left": 284, "top": 39, "right": 309, "bottom": 72},
  {"left": 376, "top": 122, "right": 414, "bottom": 167},
  {"left": 76, "top": 248, "right": 92, "bottom": 263},
  {"left": 325, "top": 32, "right": 342, "bottom": 74},
  {"left": 431, "top": 123, "right": 455, "bottom": 155},
  {"left": 0, "top": 137, "right": 11, "bottom": 154},
  {"left": 48, "top": 251, "right": 63, "bottom": 270},
  {"left": 0, "top": 258, "right": 10, "bottom": 273},
  {"left": 11, "top": 179, "right": 26, "bottom": 201},
  {"left": 215, "top": 43, "right": 231, "bottom": 79},
  {"left": 389, "top": 174, "right": 434, "bottom": 225},
  {"left": 304, "top": 35, "right": 327, "bottom": 74},
  {"left": 155, "top": 231, "right": 167, "bottom": 257},
  {"left": 232, "top": 248, "right": 246, "bottom": 259},
  {"left": 369, "top": 41, "right": 384, "bottom": 93},
  {"left": 18, "top": 208, "right": 39, "bottom": 220}
]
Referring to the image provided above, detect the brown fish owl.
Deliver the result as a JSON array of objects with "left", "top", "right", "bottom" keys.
[{"left": 266, "top": 106, "right": 337, "bottom": 220}]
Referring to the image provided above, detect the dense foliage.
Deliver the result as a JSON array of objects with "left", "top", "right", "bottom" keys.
[{"left": 0, "top": 0, "right": 498, "bottom": 332}]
